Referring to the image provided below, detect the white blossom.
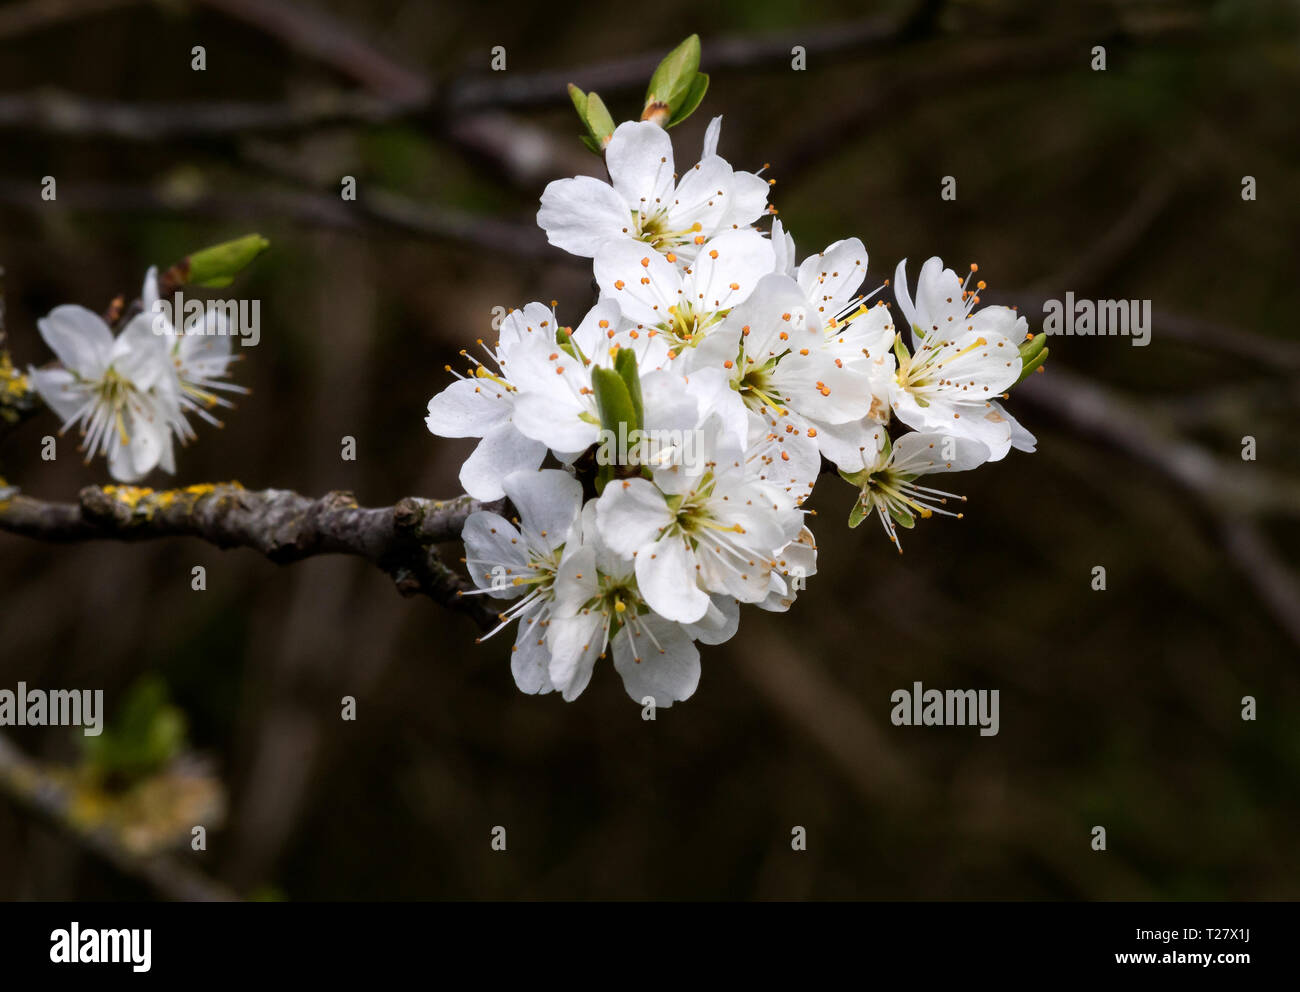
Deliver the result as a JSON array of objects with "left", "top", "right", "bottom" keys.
[
  {"left": 28, "top": 301, "right": 178, "bottom": 483},
  {"left": 538, "top": 118, "right": 769, "bottom": 263}
]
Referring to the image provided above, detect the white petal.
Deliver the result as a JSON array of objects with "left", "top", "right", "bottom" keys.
[
  {"left": 635, "top": 534, "right": 710, "bottom": 623},
  {"left": 668, "top": 156, "right": 734, "bottom": 237},
  {"left": 547, "top": 611, "right": 604, "bottom": 700},
  {"left": 552, "top": 546, "right": 598, "bottom": 617},
  {"left": 894, "top": 256, "right": 919, "bottom": 342},
  {"left": 891, "top": 430, "right": 989, "bottom": 474},
  {"left": 502, "top": 468, "right": 583, "bottom": 553},
  {"left": 771, "top": 219, "right": 797, "bottom": 277},
  {"left": 458, "top": 421, "right": 547, "bottom": 501},
  {"left": 594, "top": 239, "right": 679, "bottom": 326},
  {"left": 37, "top": 305, "right": 113, "bottom": 376},
  {"left": 512, "top": 390, "right": 597, "bottom": 454},
  {"left": 111, "top": 313, "right": 170, "bottom": 390},
  {"left": 702, "top": 115, "right": 723, "bottom": 158},
  {"left": 613, "top": 614, "right": 700, "bottom": 707},
  {"left": 26, "top": 367, "right": 88, "bottom": 423},
  {"left": 426, "top": 377, "right": 511, "bottom": 439},
  {"left": 595, "top": 477, "right": 674, "bottom": 556},
  {"left": 606, "top": 121, "right": 675, "bottom": 212},
  {"left": 797, "top": 237, "right": 868, "bottom": 321},
  {"left": 682, "top": 594, "right": 740, "bottom": 645},
  {"left": 511, "top": 622, "right": 555, "bottom": 695},
  {"left": 687, "top": 228, "right": 775, "bottom": 313},
  {"left": 722, "top": 170, "right": 771, "bottom": 228},
  {"left": 537, "top": 176, "right": 630, "bottom": 257},
  {"left": 461, "top": 510, "right": 528, "bottom": 596}
]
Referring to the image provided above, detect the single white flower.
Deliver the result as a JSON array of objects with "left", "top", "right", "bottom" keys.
[
  {"left": 848, "top": 430, "right": 990, "bottom": 551},
  {"left": 889, "top": 258, "right": 1028, "bottom": 461},
  {"left": 461, "top": 469, "right": 584, "bottom": 695},
  {"left": 28, "top": 303, "right": 178, "bottom": 482},
  {"left": 893, "top": 256, "right": 1026, "bottom": 347},
  {"left": 425, "top": 303, "right": 556, "bottom": 500},
  {"left": 594, "top": 227, "right": 775, "bottom": 355},
  {"left": 595, "top": 414, "right": 803, "bottom": 623},
  {"left": 537, "top": 118, "right": 769, "bottom": 263},
  {"left": 547, "top": 502, "right": 736, "bottom": 705}
]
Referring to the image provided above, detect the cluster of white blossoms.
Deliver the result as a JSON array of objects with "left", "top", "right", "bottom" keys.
[
  {"left": 29, "top": 266, "right": 245, "bottom": 483},
  {"left": 425, "top": 113, "right": 1045, "bottom": 707}
]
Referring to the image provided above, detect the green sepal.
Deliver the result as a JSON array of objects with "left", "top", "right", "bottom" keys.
[
  {"left": 556, "top": 327, "right": 579, "bottom": 362},
  {"left": 890, "top": 505, "right": 917, "bottom": 529},
  {"left": 847, "top": 499, "right": 870, "bottom": 529},
  {"left": 893, "top": 333, "right": 911, "bottom": 366},
  {"left": 1015, "top": 345, "right": 1049, "bottom": 385},
  {"left": 839, "top": 466, "right": 870, "bottom": 488},
  {"left": 1018, "top": 331, "right": 1047, "bottom": 363}
]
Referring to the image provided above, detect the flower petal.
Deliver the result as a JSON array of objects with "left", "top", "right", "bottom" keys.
[
  {"left": 613, "top": 614, "right": 700, "bottom": 707},
  {"left": 36, "top": 305, "right": 114, "bottom": 376},
  {"left": 458, "top": 421, "right": 546, "bottom": 501},
  {"left": 426, "top": 376, "right": 512, "bottom": 439},
  {"left": 537, "top": 176, "right": 630, "bottom": 257},
  {"left": 634, "top": 534, "right": 710, "bottom": 623}
]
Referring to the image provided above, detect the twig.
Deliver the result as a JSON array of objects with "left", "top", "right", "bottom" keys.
[
  {"left": 0, "top": 483, "right": 502, "bottom": 630},
  {"left": 0, "top": 178, "right": 560, "bottom": 261},
  {"left": 441, "top": 3, "right": 944, "bottom": 113}
]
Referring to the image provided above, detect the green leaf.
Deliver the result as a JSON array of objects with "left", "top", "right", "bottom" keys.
[
  {"left": 613, "top": 347, "right": 644, "bottom": 430},
  {"left": 646, "top": 34, "right": 701, "bottom": 112},
  {"left": 568, "top": 83, "right": 588, "bottom": 118},
  {"left": 184, "top": 234, "right": 269, "bottom": 288},
  {"left": 668, "top": 72, "right": 709, "bottom": 127}
]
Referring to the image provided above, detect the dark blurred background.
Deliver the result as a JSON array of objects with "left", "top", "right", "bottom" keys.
[{"left": 1, "top": 0, "right": 1298, "bottom": 900}]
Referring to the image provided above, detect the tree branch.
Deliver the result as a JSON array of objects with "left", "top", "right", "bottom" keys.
[{"left": 0, "top": 483, "right": 502, "bottom": 630}]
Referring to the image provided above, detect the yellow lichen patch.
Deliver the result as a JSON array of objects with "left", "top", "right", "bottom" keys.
[
  {"left": 101, "top": 481, "right": 243, "bottom": 517},
  {"left": 102, "top": 485, "right": 155, "bottom": 508},
  {"left": 0, "top": 352, "right": 28, "bottom": 399}
]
